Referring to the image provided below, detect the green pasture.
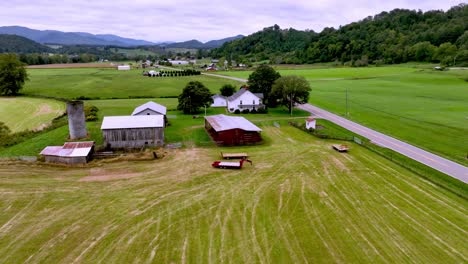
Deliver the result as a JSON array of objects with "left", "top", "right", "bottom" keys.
[
  {"left": 0, "top": 97, "right": 65, "bottom": 132},
  {"left": 0, "top": 124, "right": 466, "bottom": 263},
  {"left": 23, "top": 68, "right": 240, "bottom": 99},
  {"left": 221, "top": 67, "right": 468, "bottom": 165}
]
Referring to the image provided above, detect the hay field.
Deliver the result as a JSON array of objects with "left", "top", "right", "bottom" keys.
[
  {"left": 0, "top": 124, "right": 466, "bottom": 263},
  {"left": 0, "top": 97, "right": 65, "bottom": 132}
]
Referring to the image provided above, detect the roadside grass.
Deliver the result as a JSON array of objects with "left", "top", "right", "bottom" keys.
[
  {"left": 23, "top": 68, "right": 240, "bottom": 99},
  {"left": 0, "top": 97, "right": 65, "bottom": 132},
  {"left": 220, "top": 66, "right": 468, "bottom": 165},
  {"left": 0, "top": 124, "right": 466, "bottom": 263}
]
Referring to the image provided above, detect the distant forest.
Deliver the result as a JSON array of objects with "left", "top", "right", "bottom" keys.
[{"left": 212, "top": 4, "right": 468, "bottom": 66}]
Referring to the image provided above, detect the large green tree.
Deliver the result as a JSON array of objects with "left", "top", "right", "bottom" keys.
[
  {"left": 247, "top": 64, "right": 281, "bottom": 107},
  {"left": 271, "top": 76, "right": 311, "bottom": 114},
  {"left": 0, "top": 54, "right": 28, "bottom": 96},
  {"left": 219, "top": 84, "right": 236, "bottom": 97},
  {"left": 177, "top": 81, "right": 213, "bottom": 114}
]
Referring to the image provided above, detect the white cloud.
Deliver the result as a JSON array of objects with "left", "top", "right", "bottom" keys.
[{"left": 0, "top": 0, "right": 465, "bottom": 42}]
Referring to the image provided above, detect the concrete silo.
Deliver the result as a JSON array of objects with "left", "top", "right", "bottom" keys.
[{"left": 67, "top": 100, "right": 87, "bottom": 139}]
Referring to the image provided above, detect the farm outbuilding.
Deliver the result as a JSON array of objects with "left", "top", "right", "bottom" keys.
[
  {"left": 205, "top": 114, "right": 262, "bottom": 145},
  {"left": 132, "top": 101, "right": 167, "bottom": 116},
  {"left": 40, "top": 141, "right": 95, "bottom": 165},
  {"left": 211, "top": 95, "right": 227, "bottom": 107},
  {"left": 118, "top": 65, "right": 131, "bottom": 70},
  {"left": 101, "top": 115, "right": 164, "bottom": 149},
  {"left": 306, "top": 117, "right": 316, "bottom": 129}
]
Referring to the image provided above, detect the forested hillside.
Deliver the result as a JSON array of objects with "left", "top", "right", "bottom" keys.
[
  {"left": 0, "top": 34, "right": 52, "bottom": 53},
  {"left": 212, "top": 4, "right": 468, "bottom": 66}
]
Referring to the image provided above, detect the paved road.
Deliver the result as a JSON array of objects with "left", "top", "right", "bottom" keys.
[
  {"left": 204, "top": 72, "right": 468, "bottom": 183},
  {"left": 298, "top": 104, "right": 468, "bottom": 183}
]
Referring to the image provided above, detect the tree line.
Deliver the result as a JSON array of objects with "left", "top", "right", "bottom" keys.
[{"left": 212, "top": 4, "right": 468, "bottom": 66}]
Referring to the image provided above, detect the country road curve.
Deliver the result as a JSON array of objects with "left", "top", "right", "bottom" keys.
[{"left": 204, "top": 72, "right": 468, "bottom": 183}]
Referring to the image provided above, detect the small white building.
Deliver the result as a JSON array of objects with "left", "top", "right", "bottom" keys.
[
  {"left": 168, "top": 60, "right": 189, "bottom": 65},
  {"left": 118, "top": 65, "right": 131, "bottom": 70},
  {"left": 227, "top": 88, "right": 264, "bottom": 113},
  {"left": 131, "top": 101, "right": 167, "bottom": 116},
  {"left": 211, "top": 95, "right": 227, "bottom": 107},
  {"left": 306, "top": 117, "right": 316, "bottom": 129}
]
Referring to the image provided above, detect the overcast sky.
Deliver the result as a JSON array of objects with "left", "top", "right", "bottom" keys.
[{"left": 0, "top": 0, "right": 465, "bottom": 43}]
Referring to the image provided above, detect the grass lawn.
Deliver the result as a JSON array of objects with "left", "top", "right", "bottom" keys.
[
  {"left": 23, "top": 68, "right": 240, "bottom": 99},
  {"left": 0, "top": 97, "right": 65, "bottom": 132},
  {"left": 221, "top": 66, "right": 468, "bottom": 165},
  {"left": 0, "top": 124, "right": 466, "bottom": 263}
]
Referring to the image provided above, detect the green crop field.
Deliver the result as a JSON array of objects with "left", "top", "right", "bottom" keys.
[
  {"left": 0, "top": 124, "right": 466, "bottom": 263},
  {"left": 220, "top": 66, "right": 468, "bottom": 165},
  {"left": 0, "top": 97, "right": 65, "bottom": 132},
  {"left": 22, "top": 68, "right": 240, "bottom": 99}
]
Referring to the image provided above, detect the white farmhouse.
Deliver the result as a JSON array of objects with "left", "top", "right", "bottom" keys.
[
  {"left": 227, "top": 88, "right": 264, "bottom": 113},
  {"left": 211, "top": 95, "right": 227, "bottom": 107}
]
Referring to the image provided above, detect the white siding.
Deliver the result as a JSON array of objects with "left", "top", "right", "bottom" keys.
[
  {"left": 227, "top": 91, "right": 262, "bottom": 112},
  {"left": 211, "top": 97, "right": 227, "bottom": 107}
]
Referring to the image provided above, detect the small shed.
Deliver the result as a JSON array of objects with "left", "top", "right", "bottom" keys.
[
  {"left": 118, "top": 65, "right": 131, "bottom": 70},
  {"left": 211, "top": 95, "right": 227, "bottom": 107},
  {"left": 306, "top": 117, "right": 316, "bottom": 129},
  {"left": 40, "top": 141, "right": 95, "bottom": 165},
  {"left": 205, "top": 114, "right": 262, "bottom": 145},
  {"left": 101, "top": 115, "right": 164, "bottom": 149}
]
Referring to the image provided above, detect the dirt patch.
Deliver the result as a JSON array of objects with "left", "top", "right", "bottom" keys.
[
  {"left": 331, "top": 157, "right": 349, "bottom": 172},
  {"left": 33, "top": 104, "right": 53, "bottom": 116}
]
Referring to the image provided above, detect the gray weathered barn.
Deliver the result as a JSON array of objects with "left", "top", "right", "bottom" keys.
[
  {"left": 101, "top": 115, "right": 164, "bottom": 149},
  {"left": 40, "top": 141, "right": 95, "bottom": 165}
]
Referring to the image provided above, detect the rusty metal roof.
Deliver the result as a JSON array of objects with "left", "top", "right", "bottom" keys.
[
  {"left": 205, "top": 114, "right": 262, "bottom": 132},
  {"left": 40, "top": 141, "right": 94, "bottom": 157}
]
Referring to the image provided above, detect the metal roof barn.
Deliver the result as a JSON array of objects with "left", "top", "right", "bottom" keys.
[
  {"left": 205, "top": 114, "right": 262, "bottom": 145},
  {"left": 131, "top": 101, "right": 167, "bottom": 116},
  {"left": 101, "top": 116, "right": 165, "bottom": 149},
  {"left": 40, "top": 141, "right": 95, "bottom": 165}
]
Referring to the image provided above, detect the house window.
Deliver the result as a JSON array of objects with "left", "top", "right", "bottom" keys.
[
  {"left": 253, "top": 100, "right": 255, "bottom": 104},
  {"left": 240, "top": 100, "right": 242, "bottom": 104}
]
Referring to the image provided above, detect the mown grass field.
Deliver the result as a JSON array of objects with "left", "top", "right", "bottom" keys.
[
  {"left": 0, "top": 124, "right": 466, "bottom": 263},
  {"left": 0, "top": 97, "right": 65, "bottom": 132},
  {"left": 220, "top": 66, "right": 468, "bottom": 165},
  {"left": 22, "top": 68, "right": 240, "bottom": 99}
]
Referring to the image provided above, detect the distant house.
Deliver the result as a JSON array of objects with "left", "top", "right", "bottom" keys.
[
  {"left": 40, "top": 141, "right": 95, "bottom": 165},
  {"left": 205, "top": 114, "right": 262, "bottom": 145},
  {"left": 169, "top": 60, "right": 189, "bottom": 65},
  {"left": 306, "top": 117, "right": 316, "bottom": 129},
  {"left": 227, "top": 88, "right": 264, "bottom": 113},
  {"left": 118, "top": 65, "right": 131, "bottom": 70},
  {"left": 211, "top": 95, "right": 227, "bottom": 107},
  {"left": 101, "top": 115, "right": 164, "bottom": 149}
]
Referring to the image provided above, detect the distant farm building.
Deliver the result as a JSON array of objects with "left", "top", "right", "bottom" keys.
[
  {"left": 118, "top": 65, "right": 131, "bottom": 70},
  {"left": 227, "top": 88, "right": 264, "bottom": 113},
  {"left": 205, "top": 114, "right": 262, "bottom": 145},
  {"left": 101, "top": 115, "right": 164, "bottom": 149},
  {"left": 168, "top": 60, "right": 189, "bottom": 65},
  {"left": 132, "top": 101, "right": 167, "bottom": 116},
  {"left": 306, "top": 117, "right": 316, "bottom": 129},
  {"left": 211, "top": 95, "right": 227, "bottom": 107},
  {"left": 40, "top": 141, "right": 95, "bottom": 165},
  {"left": 132, "top": 101, "right": 167, "bottom": 126}
]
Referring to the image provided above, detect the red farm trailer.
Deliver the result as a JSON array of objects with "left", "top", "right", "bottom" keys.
[{"left": 212, "top": 158, "right": 252, "bottom": 169}]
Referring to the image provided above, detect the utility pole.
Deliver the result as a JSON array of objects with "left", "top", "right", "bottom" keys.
[{"left": 346, "top": 87, "right": 349, "bottom": 117}]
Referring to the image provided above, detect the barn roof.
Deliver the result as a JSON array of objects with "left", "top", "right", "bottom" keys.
[
  {"left": 132, "top": 101, "right": 167, "bottom": 115},
  {"left": 40, "top": 141, "right": 94, "bottom": 157},
  {"left": 101, "top": 115, "right": 164, "bottom": 129},
  {"left": 205, "top": 114, "right": 262, "bottom": 132},
  {"left": 227, "top": 88, "right": 263, "bottom": 102}
]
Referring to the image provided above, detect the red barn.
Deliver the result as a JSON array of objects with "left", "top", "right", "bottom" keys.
[{"left": 205, "top": 114, "right": 262, "bottom": 145}]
